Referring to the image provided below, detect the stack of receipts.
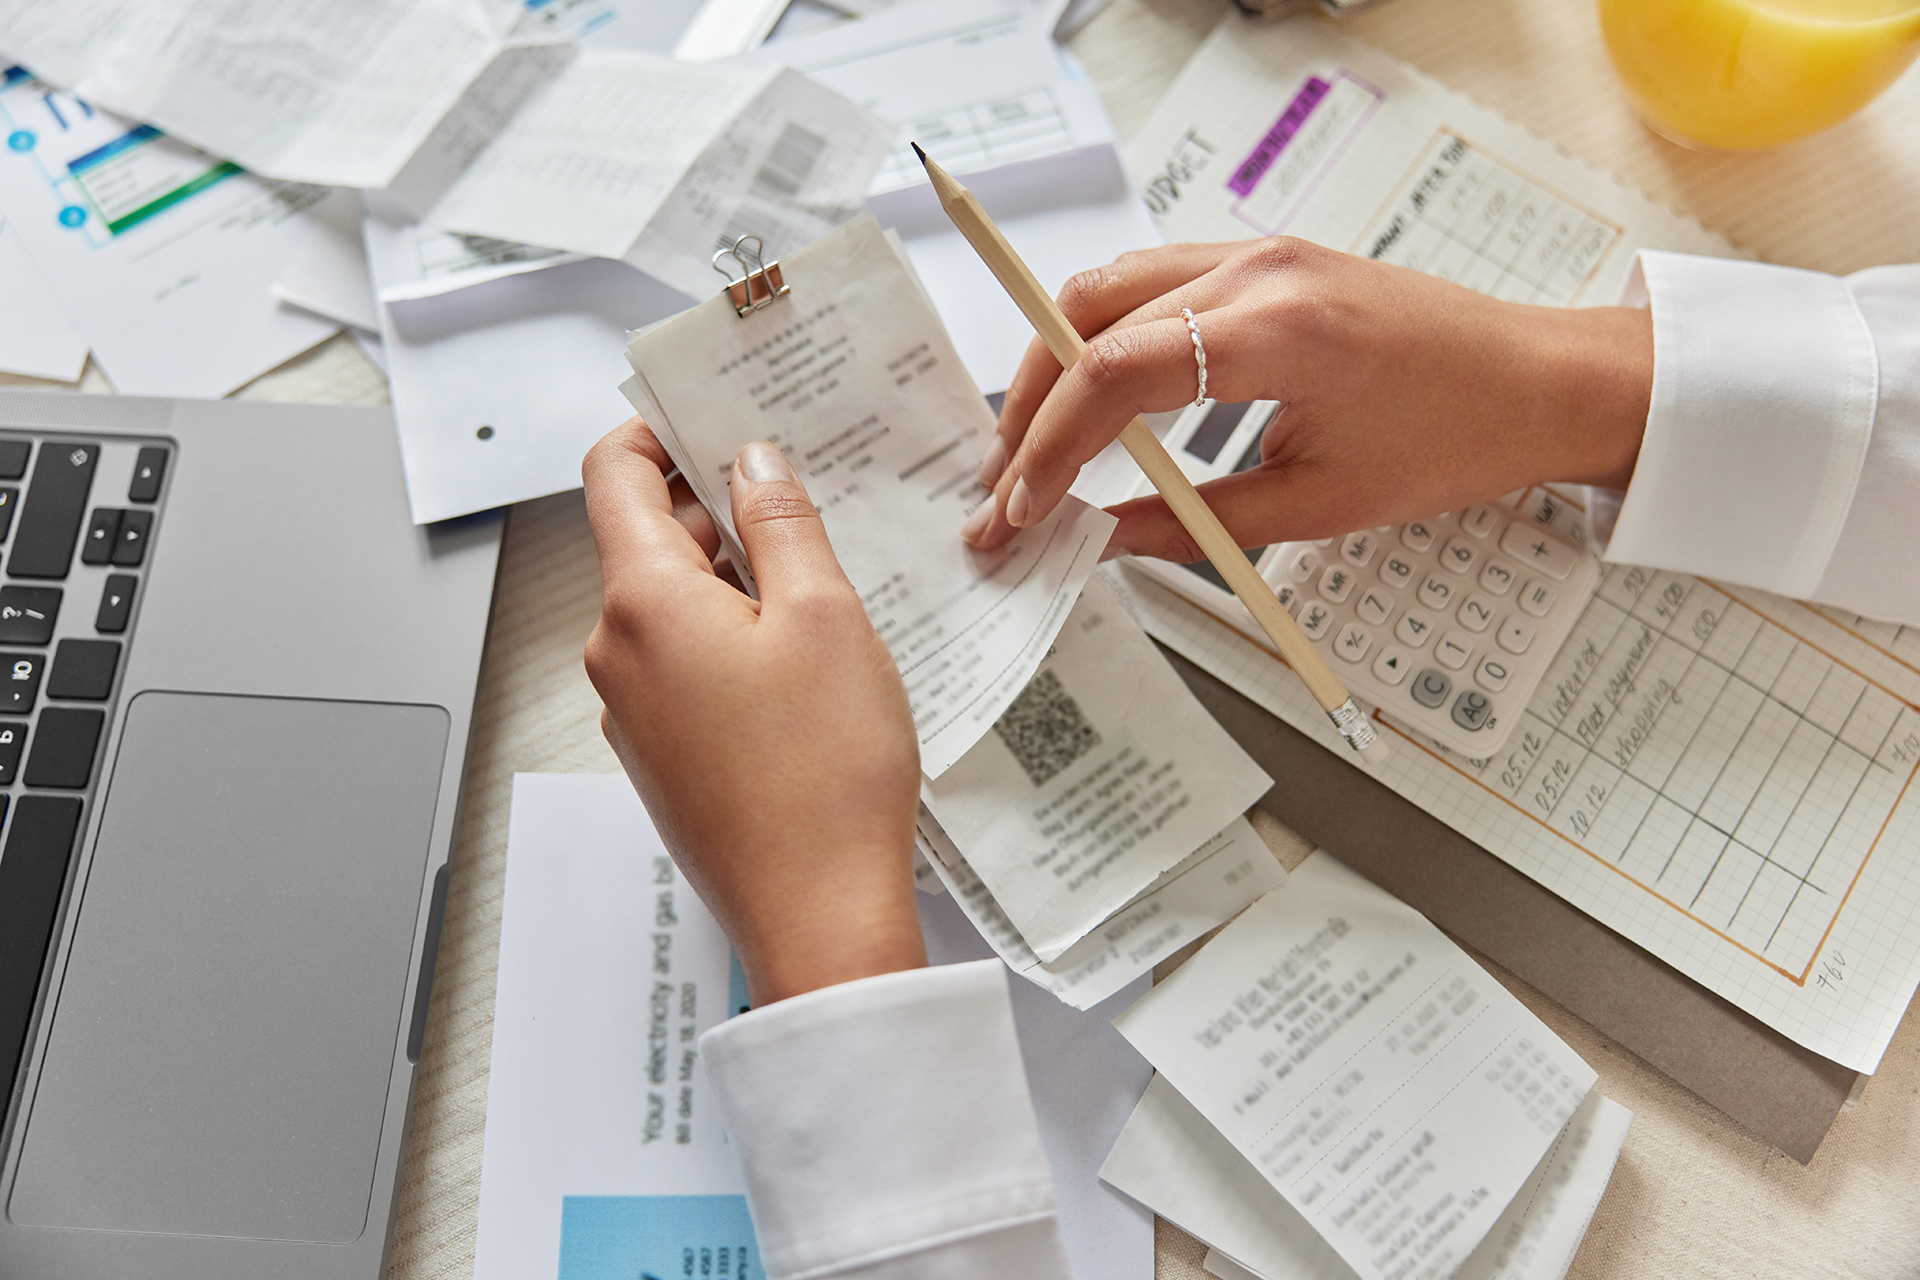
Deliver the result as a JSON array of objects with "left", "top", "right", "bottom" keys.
[
  {"left": 918, "top": 575, "right": 1279, "bottom": 1008},
  {"left": 622, "top": 213, "right": 1113, "bottom": 776},
  {"left": 622, "top": 212, "right": 1275, "bottom": 1003},
  {"left": 1103, "top": 852, "right": 1631, "bottom": 1280}
]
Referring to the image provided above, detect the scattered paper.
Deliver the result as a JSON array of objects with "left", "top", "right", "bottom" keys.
[
  {"left": 0, "top": 217, "right": 87, "bottom": 381},
  {"left": 751, "top": 0, "right": 1113, "bottom": 196},
  {"left": 424, "top": 51, "right": 891, "bottom": 298},
  {"left": 623, "top": 214, "right": 1114, "bottom": 775},
  {"left": 917, "top": 888, "right": 1155, "bottom": 1280},
  {"left": 923, "top": 576, "right": 1272, "bottom": 960},
  {"left": 0, "top": 69, "right": 337, "bottom": 395},
  {"left": 0, "top": 0, "right": 524, "bottom": 188},
  {"left": 273, "top": 189, "right": 378, "bottom": 332},
  {"left": 925, "top": 810, "right": 1281, "bottom": 1008},
  {"left": 368, "top": 209, "right": 694, "bottom": 523},
  {"left": 1112, "top": 852, "right": 1597, "bottom": 1280},
  {"left": 869, "top": 143, "right": 1162, "bottom": 394},
  {"left": 1109, "top": 1077, "right": 1631, "bottom": 1280}
]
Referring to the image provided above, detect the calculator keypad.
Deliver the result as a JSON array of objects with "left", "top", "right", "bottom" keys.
[
  {"left": 1132, "top": 488, "right": 1601, "bottom": 757},
  {"left": 1247, "top": 491, "right": 1599, "bottom": 755}
]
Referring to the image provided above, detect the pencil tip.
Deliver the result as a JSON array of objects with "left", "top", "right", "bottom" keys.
[{"left": 910, "top": 141, "right": 927, "bottom": 165}]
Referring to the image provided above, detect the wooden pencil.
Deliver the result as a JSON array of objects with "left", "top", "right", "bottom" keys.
[{"left": 914, "top": 143, "right": 1387, "bottom": 760}]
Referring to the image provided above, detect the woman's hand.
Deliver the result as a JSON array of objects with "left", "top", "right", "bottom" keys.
[
  {"left": 584, "top": 417, "right": 926, "bottom": 1007},
  {"left": 962, "top": 238, "right": 1654, "bottom": 561}
]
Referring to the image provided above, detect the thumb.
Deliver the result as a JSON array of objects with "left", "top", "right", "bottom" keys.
[{"left": 729, "top": 442, "right": 857, "bottom": 609}]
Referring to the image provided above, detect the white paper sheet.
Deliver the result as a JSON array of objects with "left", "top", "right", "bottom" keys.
[
  {"left": 475, "top": 773, "right": 751, "bottom": 1280},
  {"left": 623, "top": 214, "right": 1114, "bottom": 775},
  {"left": 868, "top": 143, "right": 1162, "bottom": 394},
  {"left": 479, "top": 773, "right": 1154, "bottom": 1280},
  {"left": 1112, "top": 852, "right": 1597, "bottom": 1280},
  {"left": 917, "top": 888, "right": 1155, "bottom": 1280},
  {"left": 368, "top": 208, "right": 694, "bottom": 523},
  {"left": 0, "top": 0, "right": 524, "bottom": 188},
  {"left": 272, "top": 189, "right": 378, "bottom": 332},
  {"left": 674, "top": 0, "right": 792, "bottom": 61},
  {"left": 748, "top": 0, "right": 1113, "bottom": 195},
  {"left": 925, "top": 810, "right": 1282, "bottom": 1008},
  {"left": 1109, "top": 1077, "right": 1631, "bottom": 1280},
  {"left": 923, "top": 576, "right": 1272, "bottom": 959},
  {"left": 428, "top": 51, "right": 766, "bottom": 256},
  {"left": 0, "top": 69, "right": 338, "bottom": 395},
  {"left": 0, "top": 216, "right": 87, "bottom": 381}
]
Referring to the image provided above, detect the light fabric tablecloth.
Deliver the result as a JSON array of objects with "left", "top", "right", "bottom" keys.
[{"left": 3, "top": 1, "right": 1916, "bottom": 1275}]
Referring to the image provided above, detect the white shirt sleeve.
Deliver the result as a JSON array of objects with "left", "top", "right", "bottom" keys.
[
  {"left": 1593, "top": 251, "right": 1920, "bottom": 625},
  {"left": 698, "top": 959, "right": 1078, "bottom": 1280}
]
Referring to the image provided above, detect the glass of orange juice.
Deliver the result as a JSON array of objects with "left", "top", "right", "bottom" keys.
[{"left": 1600, "top": 0, "right": 1920, "bottom": 150}]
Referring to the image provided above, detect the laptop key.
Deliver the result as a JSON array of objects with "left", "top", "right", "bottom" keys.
[
  {"left": 0, "top": 794, "right": 81, "bottom": 1121},
  {"left": 0, "top": 440, "right": 29, "bottom": 479},
  {"left": 95, "top": 574, "right": 136, "bottom": 634},
  {"left": 0, "top": 721, "right": 23, "bottom": 784},
  {"left": 128, "top": 446, "right": 168, "bottom": 502},
  {"left": 0, "top": 652, "right": 45, "bottom": 714},
  {"left": 48, "top": 639, "right": 120, "bottom": 700},
  {"left": 0, "top": 487, "right": 17, "bottom": 542},
  {"left": 8, "top": 442, "right": 98, "bottom": 579},
  {"left": 112, "top": 509, "right": 152, "bottom": 567},
  {"left": 0, "top": 585, "right": 59, "bottom": 645},
  {"left": 24, "top": 707, "right": 104, "bottom": 789},
  {"left": 80, "top": 508, "right": 120, "bottom": 566}
]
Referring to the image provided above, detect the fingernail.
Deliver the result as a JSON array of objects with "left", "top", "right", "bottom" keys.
[
  {"left": 735, "top": 441, "right": 794, "bottom": 485},
  {"left": 977, "top": 435, "right": 1008, "bottom": 488},
  {"left": 961, "top": 499, "right": 994, "bottom": 543},
  {"left": 1006, "top": 477, "right": 1031, "bottom": 527}
]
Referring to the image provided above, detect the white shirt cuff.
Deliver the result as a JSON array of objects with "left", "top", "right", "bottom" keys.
[
  {"left": 1606, "top": 250, "right": 1879, "bottom": 598},
  {"left": 699, "top": 960, "right": 1062, "bottom": 1280}
]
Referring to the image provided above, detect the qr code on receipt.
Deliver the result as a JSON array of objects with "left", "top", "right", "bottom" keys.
[{"left": 993, "top": 670, "right": 1102, "bottom": 788}]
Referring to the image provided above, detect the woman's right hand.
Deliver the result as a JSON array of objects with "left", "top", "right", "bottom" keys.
[{"left": 962, "top": 238, "right": 1654, "bottom": 561}]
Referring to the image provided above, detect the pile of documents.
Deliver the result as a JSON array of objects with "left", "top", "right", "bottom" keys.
[
  {"left": 622, "top": 204, "right": 1636, "bottom": 1280},
  {"left": 0, "top": 0, "right": 1157, "bottom": 526}
]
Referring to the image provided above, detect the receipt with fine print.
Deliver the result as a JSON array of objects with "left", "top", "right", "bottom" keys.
[
  {"left": 923, "top": 576, "right": 1272, "bottom": 960},
  {"left": 1106, "top": 1076, "right": 1631, "bottom": 1280},
  {"left": 1112, "top": 852, "right": 1597, "bottom": 1280},
  {"left": 624, "top": 214, "right": 1113, "bottom": 776},
  {"left": 922, "top": 810, "right": 1282, "bottom": 1009}
]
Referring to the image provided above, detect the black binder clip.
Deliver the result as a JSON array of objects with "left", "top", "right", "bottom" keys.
[{"left": 712, "top": 234, "right": 790, "bottom": 317}]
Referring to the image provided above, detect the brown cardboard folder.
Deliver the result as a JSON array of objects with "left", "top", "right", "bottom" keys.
[{"left": 1162, "top": 646, "right": 1860, "bottom": 1164}]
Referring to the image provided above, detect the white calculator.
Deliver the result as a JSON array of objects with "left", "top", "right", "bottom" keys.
[{"left": 1124, "top": 399, "right": 1601, "bottom": 757}]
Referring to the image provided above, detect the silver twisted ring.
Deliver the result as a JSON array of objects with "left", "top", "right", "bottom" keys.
[{"left": 1182, "top": 307, "right": 1208, "bottom": 406}]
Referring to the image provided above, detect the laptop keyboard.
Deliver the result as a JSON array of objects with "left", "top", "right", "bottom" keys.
[{"left": 0, "top": 434, "right": 166, "bottom": 1124}]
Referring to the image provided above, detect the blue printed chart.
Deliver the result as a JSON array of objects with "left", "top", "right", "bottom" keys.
[{"left": 0, "top": 66, "right": 333, "bottom": 395}]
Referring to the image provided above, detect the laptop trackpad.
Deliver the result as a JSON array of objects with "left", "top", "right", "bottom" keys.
[{"left": 10, "top": 692, "right": 449, "bottom": 1242}]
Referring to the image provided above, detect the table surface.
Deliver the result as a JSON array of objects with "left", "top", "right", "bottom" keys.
[{"left": 4, "top": 1, "right": 1917, "bottom": 1276}]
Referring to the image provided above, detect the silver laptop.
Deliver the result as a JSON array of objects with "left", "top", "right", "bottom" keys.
[{"left": 0, "top": 388, "right": 501, "bottom": 1278}]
